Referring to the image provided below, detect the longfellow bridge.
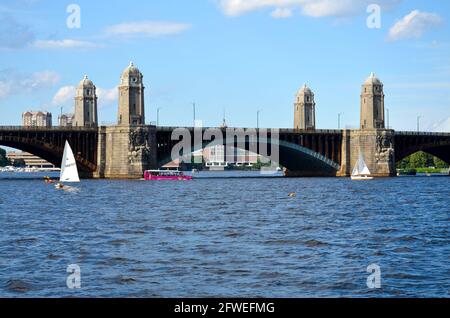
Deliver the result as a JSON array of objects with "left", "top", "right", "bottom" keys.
[
  {"left": 1, "top": 66, "right": 449, "bottom": 178},
  {"left": 0, "top": 125, "right": 449, "bottom": 178}
]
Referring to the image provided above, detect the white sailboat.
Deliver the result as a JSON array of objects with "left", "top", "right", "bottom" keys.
[
  {"left": 351, "top": 154, "right": 374, "bottom": 181},
  {"left": 56, "top": 141, "right": 80, "bottom": 188}
]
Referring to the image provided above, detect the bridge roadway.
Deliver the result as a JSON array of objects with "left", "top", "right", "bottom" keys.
[{"left": 0, "top": 126, "right": 449, "bottom": 178}]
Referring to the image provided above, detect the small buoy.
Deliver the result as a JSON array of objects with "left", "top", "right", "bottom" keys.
[{"left": 288, "top": 192, "right": 296, "bottom": 198}]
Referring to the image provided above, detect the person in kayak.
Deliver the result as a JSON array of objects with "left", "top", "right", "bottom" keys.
[{"left": 44, "top": 176, "right": 55, "bottom": 184}]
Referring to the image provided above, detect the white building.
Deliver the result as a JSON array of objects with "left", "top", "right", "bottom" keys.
[
  {"left": 204, "top": 145, "right": 227, "bottom": 169},
  {"left": 7, "top": 151, "right": 55, "bottom": 168},
  {"left": 59, "top": 114, "right": 74, "bottom": 127},
  {"left": 22, "top": 111, "right": 52, "bottom": 127},
  {"left": 203, "top": 145, "right": 259, "bottom": 168}
]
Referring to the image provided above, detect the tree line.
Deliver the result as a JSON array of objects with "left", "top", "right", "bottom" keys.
[
  {"left": 397, "top": 151, "right": 449, "bottom": 170},
  {"left": 0, "top": 148, "right": 26, "bottom": 167},
  {"left": 0, "top": 148, "right": 8, "bottom": 166}
]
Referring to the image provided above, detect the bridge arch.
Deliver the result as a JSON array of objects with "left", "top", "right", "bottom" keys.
[
  {"left": 158, "top": 136, "right": 340, "bottom": 176},
  {"left": 0, "top": 128, "right": 98, "bottom": 174},
  {"left": 395, "top": 140, "right": 450, "bottom": 165}
]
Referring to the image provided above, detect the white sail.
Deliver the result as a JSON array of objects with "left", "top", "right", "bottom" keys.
[
  {"left": 60, "top": 141, "right": 80, "bottom": 183},
  {"left": 352, "top": 154, "right": 371, "bottom": 176},
  {"left": 352, "top": 163, "right": 359, "bottom": 176},
  {"left": 360, "top": 165, "right": 371, "bottom": 176}
]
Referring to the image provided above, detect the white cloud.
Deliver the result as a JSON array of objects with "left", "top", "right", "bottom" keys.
[
  {"left": 0, "top": 69, "right": 60, "bottom": 99},
  {"left": 387, "top": 10, "right": 443, "bottom": 42},
  {"left": 104, "top": 21, "right": 191, "bottom": 38},
  {"left": 97, "top": 87, "right": 118, "bottom": 108},
  {"left": 218, "top": 0, "right": 400, "bottom": 18},
  {"left": 33, "top": 39, "right": 102, "bottom": 49},
  {"left": 52, "top": 86, "right": 76, "bottom": 107},
  {"left": 271, "top": 7, "right": 293, "bottom": 19},
  {"left": 21, "top": 70, "right": 60, "bottom": 90},
  {"left": 33, "top": 21, "right": 191, "bottom": 50},
  {"left": 301, "top": 0, "right": 367, "bottom": 17},
  {"left": 431, "top": 117, "right": 450, "bottom": 132},
  {"left": 219, "top": 0, "right": 293, "bottom": 16},
  {"left": 51, "top": 85, "right": 118, "bottom": 109}
]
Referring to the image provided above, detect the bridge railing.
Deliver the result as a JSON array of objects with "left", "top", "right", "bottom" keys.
[
  {"left": 396, "top": 131, "right": 450, "bottom": 136},
  {"left": 155, "top": 126, "right": 343, "bottom": 134},
  {"left": 0, "top": 126, "right": 98, "bottom": 131}
]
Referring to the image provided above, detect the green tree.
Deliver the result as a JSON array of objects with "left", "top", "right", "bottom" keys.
[
  {"left": 397, "top": 156, "right": 410, "bottom": 169},
  {"left": 12, "top": 158, "right": 26, "bottom": 167},
  {"left": 434, "top": 157, "right": 449, "bottom": 169},
  {"left": 0, "top": 148, "right": 10, "bottom": 167},
  {"left": 408, "top": 152, "right": 427, "bottom": 168},
  {"left": 397, "top": 151, "right": 449, "bottom": 169}
]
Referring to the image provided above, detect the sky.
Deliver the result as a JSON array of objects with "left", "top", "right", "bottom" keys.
[{"left": 0, "top": 0, "right": 450, "bottom": 132}]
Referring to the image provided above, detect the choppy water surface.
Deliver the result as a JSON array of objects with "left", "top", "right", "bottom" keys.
[{"left": 0, "top": 172, "right": 448, "bottom": 297}]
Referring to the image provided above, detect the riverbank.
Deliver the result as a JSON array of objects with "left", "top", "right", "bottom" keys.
[
  {"left": 0, "top": 166, "right": 60, "bottom": 173},
  {"left": 415, "top": 168, "right": 449, "bottom": 174},
  {"left": 397, "top": 167, "right": 449, "bottom": 175}
]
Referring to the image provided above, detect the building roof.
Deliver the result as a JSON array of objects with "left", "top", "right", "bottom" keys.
[
  {"left": 296, "top": 84, "right": 313, "bottom": 96},
  {"left": 58, "top": 113, "right": 74, "bottom": 119},
  {"left": 121, "top": 61, "right": 142, "bottom": 77},
  {"left": 78, "top": 75, "right": 94, "bottom": 87},
  {"left": 23, "top": 111, "right": 51, "bottom": 116},
  {"left": 364, "top": 72, "right": 382, "bottom": 85}
]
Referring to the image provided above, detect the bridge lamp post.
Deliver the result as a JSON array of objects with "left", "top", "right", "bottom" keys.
[
  {"left": 157, "top": 107, "right": 162, "bottom": 126},
  {"left": 193, "top": 102, "right": 196, "bottom": 127},
  {"left": 338, "top": 113, "right": 344, "bottom": 130},
  {"left": 257, "top": 110, "right": 261, "bottom": 129}
]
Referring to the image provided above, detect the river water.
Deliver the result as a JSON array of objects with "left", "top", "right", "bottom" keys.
[{"left": 0, "top": 172, "right": 448, "bottom": 297}]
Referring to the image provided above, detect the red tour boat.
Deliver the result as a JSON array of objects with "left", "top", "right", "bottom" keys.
[{"left": 144, "top": 170, "right": 193, "bottom": 181}]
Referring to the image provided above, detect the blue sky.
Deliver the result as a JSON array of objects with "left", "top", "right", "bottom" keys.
[{"left": 0, "top": 0, "right": 449, "bottom": 131}]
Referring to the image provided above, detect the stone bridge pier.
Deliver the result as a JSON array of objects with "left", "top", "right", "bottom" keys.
[
  {"left": 94, "top": 125, "right": 157, "bottom": 179},
  {"left": 338, "top": 129, "right": 396, "bottom": 177},
  {"left": 337, "top": 73, "right": 396, "bottom": 177}
]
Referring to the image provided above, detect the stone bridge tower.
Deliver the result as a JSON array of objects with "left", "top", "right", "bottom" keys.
[
  {"left": 294, "top": 84, "right": 316, "bottom": 130},
  {"left": 118, "top": 62, "right": 145, "bottom": 126},
  {"left": 74, "top": 75, "right": 98, "bottom": 127},
  {"left": 339, "top": 73, "right": 395, "bottom": 177},
  {"left": 95, "top": 62, "right": 156, "bottom": 179},
  {"left": 360, "top": 72, "right": 385, "bottom": 129}
]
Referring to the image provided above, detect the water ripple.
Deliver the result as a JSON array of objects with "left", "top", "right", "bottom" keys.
[{"left": 0, "top": 173, "right": 449, "bottom": 297}]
